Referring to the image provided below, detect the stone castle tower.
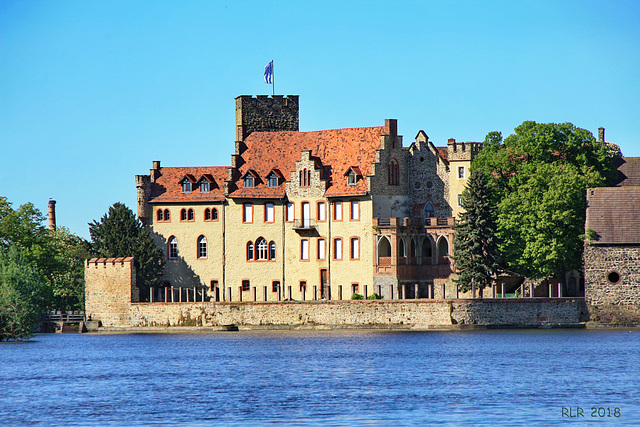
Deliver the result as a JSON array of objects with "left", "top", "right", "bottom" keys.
[{"left": 235, "top": 95, "right": 299, "bottom": 141}]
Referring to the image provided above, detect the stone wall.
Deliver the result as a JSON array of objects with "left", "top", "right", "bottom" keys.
[
  {"left": 235, "top": 95, "right": 299, "bottom": 141},
  {"left": 584, "top": 245, "right": 640, "bottom": 322},
  {"left": 85, "top": 257, "right": 137, "bottom": 327},
  {"left": 94, "top": 298, "right": 587, "bottom": 329}
]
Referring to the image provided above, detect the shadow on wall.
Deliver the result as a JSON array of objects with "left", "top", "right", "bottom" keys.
[{"left": 148, "top": 229, "right": 202, "bottom": 292}]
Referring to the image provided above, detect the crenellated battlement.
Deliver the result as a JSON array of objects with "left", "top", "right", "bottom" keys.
[{"left": 447, "top": 138, "right": 483, "bottom": 161}]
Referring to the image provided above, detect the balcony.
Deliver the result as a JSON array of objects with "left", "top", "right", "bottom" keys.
[{"left": 292, "top": 219, "right": 317, "bottom": 231}]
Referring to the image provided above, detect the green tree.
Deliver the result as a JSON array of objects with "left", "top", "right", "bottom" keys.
[
  {"left": 89, "top": 203, "right": 164, "bottom": 292},
  {"left": 453, "top": 170, "right": 501, "bottom": 295},
  {"left": 49, "top": 227, "right": 91, "bottom": 311},
  {"left": 472, "top": 121, "right": 616, "bottom": 282},
  {"left": 0, "top": 246, "right": 46, "bottom": 340}
]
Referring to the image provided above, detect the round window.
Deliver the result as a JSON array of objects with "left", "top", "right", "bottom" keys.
[
  {"left": 426, "top": 181, "right": 433, "bottom": 189},
  {"left": 607, "top": 271, "right": 620, "bottom": 284},
  {"left": 414, "top": 182, "right": 421, "bottom": 189},
  {"left": 419, "top": 157, "right": 425, "bottom": 162}
]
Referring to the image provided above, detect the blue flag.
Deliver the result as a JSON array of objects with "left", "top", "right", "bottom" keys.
[{"left": 264, "top": 61, "right": 273, "bottom": 84}]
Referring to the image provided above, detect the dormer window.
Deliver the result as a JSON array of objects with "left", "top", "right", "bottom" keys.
[
  {"left": 268, "top": 172, "right": 279, "bottom": 188},
  {"left": 181, "top": 179, "right": 192, "bottom": 193},
  {"left": 199, "top": 180, "right": 210, "bottom": 193},
  {"left": 244, "top": 175, "right": 255, "bottom": 188},
  {"left": 345, "top": 166, "right": 361, "bottom": 186},
  {"left": 347, "top": 170, "right": 357, "bottom": 186}
]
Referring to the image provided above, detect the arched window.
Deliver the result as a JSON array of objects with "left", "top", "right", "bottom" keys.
[
  {"left": 398, "top": 237, "right": 406, "bottom": 258},
  {"left": 422, "top": 237, "right": 433, "bottom": 259},
  {"left": 211, "top": 208, "right": 218, "bottom": 220},
  {"left": 246, "top": 241, "right": 254, "bottom": 261},
  {"left": 204, "top": 208, "right": 211, "bottom": 221},
  {"left": 423, "top": 202, "right": 435, "bottom": 218},
  {"left": 197, "top": 235, "right": 207, "bottom": 259},
  {"left": 256, "top": 237, "right": 268, "bottom": 260},
  {"left": 388, "top": 158, "right": 399, "bottom": 186},
  {"left": 299, "top": 168, "right": 311, "bottom": 187},
  {"left": 168, "top": 236, "right": 178, "bottom": 259},
  {"left": 378, "top": 236, "right": 391, "bottom": 258},
  {"left": 181, "top": 209, "right": 187, "bottom": 221},
  {"left": 410, "top": 238, "right": 417, "bottom": 258},
  {"left": 437, "top": 236, "right": 449, "bottom": 264},
  {"left": 188, "top": 208, "right": 194, "bottom": 221},
  {"left": 163, "top": 209, "right": 170, "bottom": 221},
  {"left": 156, "top": 209, "right": 163, "bottom": 221},
  {"left": 269, "top": 241, "right": 276, "bottom": 260}
]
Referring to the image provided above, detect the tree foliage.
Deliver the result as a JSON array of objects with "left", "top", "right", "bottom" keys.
[
  {"left": 89, "top": 203, "right": 164, "bottom": 289},
  {"left": 453, "top": 170, "right": 501, "bottom": 294},
  {"left": 472, "top": 121, "right": 616, "bottom": 281},
  {"left": 0, "top": 246, "right": 46, "bottom": 340},
  {"left": 0, "top": 196, "right": 89, "bottom": 312}
]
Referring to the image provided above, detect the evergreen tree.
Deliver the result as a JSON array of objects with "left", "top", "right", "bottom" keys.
[
  {"left": 453, "top": 170, "right": 501, "bottom": 295},
  {"left": 89, "top": 203, "right": 164, "bottom": 291}
]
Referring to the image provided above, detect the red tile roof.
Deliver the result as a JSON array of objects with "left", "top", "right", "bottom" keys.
[
  {"left": 230, "top": 126, "right": 387, "bottom": 198},
  {"left": 150, "top": 166, "right": 228, "bottom": 203},
  {"left": 586, "top": 186, "right": 640, "bottom": 244}
]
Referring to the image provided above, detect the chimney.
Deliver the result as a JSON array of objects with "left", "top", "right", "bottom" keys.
[
  {"left": 385, "top": 119, "right": 397, "bottom": 137},
  {"left": 151, "top": 160, "right": 161, "bottom": 183},
  {"left": 48, "top": 200, "right": 56, "bottom": 231},
  {"left": 598, "top": 127, "right": 605, "bottom": 143}
]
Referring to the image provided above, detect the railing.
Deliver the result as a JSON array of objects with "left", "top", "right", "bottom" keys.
[
  {"left": 292, "top": 219, "right": 317, "bottom": 231},
  {"left": 375, "top": 217, "right": 454, "bottom": 228},
  {"left": 42, "top": 312, "right": 86, "bottom": 322}
]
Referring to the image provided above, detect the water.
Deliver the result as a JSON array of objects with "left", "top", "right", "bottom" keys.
[{"left": 1, "top": 329, "right": 639, "bottom": 426}]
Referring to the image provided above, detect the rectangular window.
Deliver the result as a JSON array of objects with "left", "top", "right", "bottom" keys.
[
  {"left": 347, "top": 171, "right": 357, "bottom": 185},
  {"left": 301, "top": 239, "right": 309, "bottom": 260},
  {"left": 243, "top": 203, "right": 253, "bottom": 223},
  {"left": 268, "top": 174, "right": 279, "bottom": 188},
  {"left": 457, "top": 194, "right": 463, "bottom": 207},
  {"left": 350, "top": 237, "right": 360, "bottom": 260},
  {"left": 286, "top": 202, "right": 294, "bottom": 222},
  {"left": 265, "top": 203, "right": 274, "bottom": 223},
  {"left": 199, "top": 181, "right": 209, "bottom": 193},
  {"left": 242, "top": 280, "right": 250, "bottom": 292},
  {"left": 300, "top": 281, "right": 306, "bottom": 292},
  {"left": 334, "top": 201, "right": 342, "bottom": 221},
  {"left": 317, "top": 202, "right": 326, "bottom": 222},
  {"left": 181, "top": 181, "right": 192, "bottom": 193},
  {"left": 272, "top": 280, "right": 280, "bottom": 293},
  {"left": 210, "top": 280, "right": 218, "bottom": 292},
  {"left": 317, "top": 238, "right": 326, "bottom": 260},
  {"left": 334, "top": 238, "right": 342, "bottom": 260},
  {"left": 458, "top": 166, "right": 465, "bottom": 179},
  {"left": 350, "top": 200, "right": 359, "bottom": 221}
]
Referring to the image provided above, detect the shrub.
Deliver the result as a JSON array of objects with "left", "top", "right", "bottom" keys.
[
  {"left": 350, "top": 293, "right": 363, "bottom": 300},
  {"left": 367, "top": 293, "right": 382, "bottom": 300}
]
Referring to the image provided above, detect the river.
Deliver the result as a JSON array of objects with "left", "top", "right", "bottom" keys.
[{"left": 1, "top": 329, "right": 638, "bottom": 426}]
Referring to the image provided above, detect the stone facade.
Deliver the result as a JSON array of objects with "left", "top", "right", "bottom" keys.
[
  {"left": 85, "top": 257, "right": 137, "bottom": 327},
  {"left": 235, "top": 95, "right": 299, "bottom": 141},
  {"left": 584, "top": 245, "right": 640, "bottom": 322}
]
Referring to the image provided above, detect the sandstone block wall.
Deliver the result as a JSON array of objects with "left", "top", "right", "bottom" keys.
[
  {"left": 85, "top": 257, "right": 137, "bottom": 327},
  {"left": 118, "top": 299, "right": 586, "bottom": 329},
  {"left": 235, "top": 95, "right": 299, "bottom": 141}
]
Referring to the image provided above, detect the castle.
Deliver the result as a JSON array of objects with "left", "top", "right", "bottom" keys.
[{"left": 133, "top": 95, "right": 482, "bottom": 302}]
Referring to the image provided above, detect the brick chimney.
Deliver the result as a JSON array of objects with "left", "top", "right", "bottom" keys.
[
  {"left": 598, "top": 127, "right": 605, "bottom": 143},
  {"left": 48, "top": 200, "right": 56, "bottom": 230}
]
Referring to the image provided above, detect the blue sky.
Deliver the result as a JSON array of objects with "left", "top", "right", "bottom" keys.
[{"left": 1, "top": 0, "right": 639, "bottom": 239}]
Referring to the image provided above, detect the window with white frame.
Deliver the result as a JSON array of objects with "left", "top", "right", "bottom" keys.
[
  {"left": 347, "top": 170, "right": 357, "bottom": 185},
  {"left": 243, "top": 203, "right": 253, "bottom": 223},
  {"left": 269, "top": 241, "right": 276, "bottom": 260},
  {"left": 350, "top": 200, "right": 359, "bottom": 221},
  {"left": 268, "top": 172, "right": 279, "bottom": 188},
  {"left": 458, "top": 166, "right": 465, "bottom": 179},
  {"left": 457, "top": 194, "right": 463, "bottom": 207},
  {"left": 286, "top": 202, "right": 294, "bottom": 221},
  {"left": 350, "top": 237, "right": 360, "bottom": 260},
  {"left": 197, "top": 236, "right": 207, "bottom": 259},
  {"left": 317, "top": 202, "right": 326, "bottom": 221},
  {"left": 199, "top": 180, "right": 210, "bottom": 193},
  {"left": 317, "top": 238, "right": 325, "bottom": 260},
  {"left": 181, "top": 179, "right": 192, "bottom": 193},
  {"left": 334, "top": 201, "right": 342, "bottom": 221},
  {"left": 168, "top": 236, "right": 178, "bottom": 259},
  {"left": 301, "top": 239, "right": 309, "bottom": 260},
  {"left": 265, "top": 203, "right": 274, "bottom": 222},
  {"left": 256, "top": 237, "right": 268, "bottom": 260},
  {"left": 244, "top": 174, "right": 255, "bottom": 188},
  {"left": 334, "top": 238, "right": 342, "bottom": 260}
]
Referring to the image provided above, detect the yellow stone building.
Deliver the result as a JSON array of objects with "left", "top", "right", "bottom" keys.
[{"left": 135, "top": 95, "right": 482, "bottom": 302}]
